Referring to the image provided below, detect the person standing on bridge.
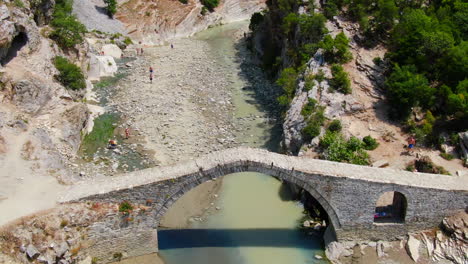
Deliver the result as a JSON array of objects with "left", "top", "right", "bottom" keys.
[{"left": 407, "top": 136, "right": 416, "bottom": 153}]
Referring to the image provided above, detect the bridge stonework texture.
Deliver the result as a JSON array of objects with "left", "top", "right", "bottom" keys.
[{"left": 60, "top": 148, "right": 468, "bottom": 262}]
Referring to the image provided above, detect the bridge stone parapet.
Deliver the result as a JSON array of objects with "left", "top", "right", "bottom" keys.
[{"left": 59, "top": 147, "right": 468, "bottom": 262}]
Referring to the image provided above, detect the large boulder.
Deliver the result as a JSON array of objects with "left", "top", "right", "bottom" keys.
[
  {"left": 60, "top": 104, "right": 89, "bottom": 153},
  {"left": 13, "top": 79, "right": 52, "bottom": 114},
  {"left": 405, "top": 235, "right": 420, "bottom": 262},
  {"left": 101, "top": 44, "right": 122, "bottom": 59},
  {"left": 88, "top": 55, "right": 118, "bottom": 81}
]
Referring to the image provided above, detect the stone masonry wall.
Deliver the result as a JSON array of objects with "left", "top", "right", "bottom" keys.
[{"left": 60, "top": 147, "right": 468, "bottom": 262}]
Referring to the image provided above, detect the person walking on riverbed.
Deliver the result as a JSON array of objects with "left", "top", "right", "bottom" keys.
[{"left": 149, "top": 66, "right": 154, "bottom": 83}]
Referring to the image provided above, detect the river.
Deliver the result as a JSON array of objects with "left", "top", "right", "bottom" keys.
[{"left": 156, "top": 21, "right": 329, "bottom": 264}]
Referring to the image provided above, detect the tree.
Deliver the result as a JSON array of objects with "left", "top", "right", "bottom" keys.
[
  {"left": 276, "top": 67, "right": 298, "bottom": 106},
  {"left": 385, "top": 65, "right": 435, "bottom": 118},
  {"left": 50, "top": 0, "right": 87, "bottom": 48},
  {"left": 104, "top": 0, "right": 117, "bottom": 18},
  {"left": 201, "top": 0, "right": 219, "bottom": 11},
  {"left": 249, "top": 12, "right": 264, "bottom": 31},
  {"left": 329, "top": 64, "right": 352, "bottom": 94},
  {"left": 319, "top": 32, "right": 352, "bottom": 63}
]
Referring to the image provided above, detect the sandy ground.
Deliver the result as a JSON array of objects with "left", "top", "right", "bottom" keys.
[{"left": 0, "top": 109, "right": 64, "bottom": 226}]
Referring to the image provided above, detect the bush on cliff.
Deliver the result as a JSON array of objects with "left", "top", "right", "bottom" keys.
[
  {"left": 50, "top": 0, "right": 87, "bottom": 48},
  {"left": 329, "top": 64, "right": 351, "bottom": 94},
  {"left": 301, "top": 98, "right": 325, "bottom": 140},
  {"left": 53, "top": 56, "right": 86, "bottom": 90},
  {"left": 104, "top": 0, "right": 117, "bottom": 18},
  {"left": 276, "top": 67, "right": 298, "bottom": 106},
  {"left": 201, "top": 0, "right": 219, "bottom": 11},
  {"left": 319, "top": 32, "right": 352, "bottom": 64}
]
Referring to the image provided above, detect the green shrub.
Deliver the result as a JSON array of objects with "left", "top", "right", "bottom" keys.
[
  {"left": 320, "top": 131, "right": 371, "bottom": 165},
  {"left": 50, "top": 0, "right": 87, "bottom": 48},
  {"left": 329, "top": 64, "right": 351, "bottom": 94},
  {"left": 201, "top": 0, "right": 219, "bottom": 11},
  {"left": 302, "top": 109, "right": 325, "bottom": 140},
  {"left": 91, "top": 257, "right": 99, "bottom": 264},
  {"left": 179, "top": 0, "right": 188, "bottom": 4},
  {"left": 276, "top": 67, "right": 298, "bottom": 106},
  {"left": 14, "top": 0, "right": 25, "bottom": 8},
  {"left": 80, "top": 113, "right": 118, "bottom": 158},
  {"left": 439, "top": 153, "right": 454, "bottom": 160},
  {"left": 414, "top": 156, "right": 450, "bottom": 175},
  {"left": 362, "top": 135, "right": 379, "bottom": 150},
  {"left": 346, "top": 136, "right": 363, "bottom": 151},
  {"left": 119, "top": 201, "right": 133, "bottom": 214},
  {"left": 123, "top": 37, "right": 133, "bottom": 46},
  {"left": 54, "top": 56, "right": 86, "bottom": 90},
  {"left": 304, "top": 74, "right": 315, "bottom": 91},
  {"left": 328, "top": 119, "right": 342, "bottom": 132},
  {"left": 104, "top": 0, "right": 117, "bottom": 17},
  {"left": 386, "top": 65, "right": 434, "bottom": 118},
  {"left": 319, "top": 32, "right": 352, "bottom": 63},
  {"left": 301, "top": 98, "right": 317, "bottom": 117},
  {"left": 319, "top": 130, "right": 340, "bottom": 149},
  {"left": 201, "top": 6, "right": 208, "bottom": 15}
]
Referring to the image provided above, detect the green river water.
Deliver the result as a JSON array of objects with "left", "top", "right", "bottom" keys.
[{"left": 157, "top": 22, "right": 329, "bottom": 264}]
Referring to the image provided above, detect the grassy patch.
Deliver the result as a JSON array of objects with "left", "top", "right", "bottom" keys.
[
  {"left": 80, "top": 113, "right": 119, "bottom": 158},
  {"left": 439, "top": 152, "right": 454, "bottom": 161}
]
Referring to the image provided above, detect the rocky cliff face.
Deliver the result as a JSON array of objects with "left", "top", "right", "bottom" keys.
[
  {"left": 0, "top": 1, "right": 90, "bottom": 182},
  {"left": 114, "top": 0, "right": 266, "bottom": 44}
]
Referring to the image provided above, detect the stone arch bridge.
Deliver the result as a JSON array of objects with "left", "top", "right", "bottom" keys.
[{"left": 60, "top": 147, "right": 467, "bottom": 261}]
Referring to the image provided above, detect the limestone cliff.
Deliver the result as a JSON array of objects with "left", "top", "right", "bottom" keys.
[
  {"left": 114, "top": 0, "right": 266, "bottom": 44},
  {"left": 0, "top": 1, "right": 90, "bottom": 182}
]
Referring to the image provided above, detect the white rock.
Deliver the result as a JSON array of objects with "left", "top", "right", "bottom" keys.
[
  {"left": 101, "top": 44, "right": 122, "bottom": 58},
  {"left": 314, "top": 254, "right": 323, "bottom": 259},
  {"left": 88, "top": 55, "right": 118, "bottom": 81},
  {"left": 406, "top": 235, "right": 420, "bottom": 262},
  {"left": 26, "top": 244, "right": 40, "bottom": 259}
]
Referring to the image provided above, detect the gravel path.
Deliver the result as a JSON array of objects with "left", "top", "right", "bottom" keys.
[{"left": 73, "top": 0, "right": 126, "bottom": 34}]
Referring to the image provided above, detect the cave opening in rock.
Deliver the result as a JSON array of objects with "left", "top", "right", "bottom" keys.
[{"left": 1, "top": 32, "right": 28, "bottom": 66}]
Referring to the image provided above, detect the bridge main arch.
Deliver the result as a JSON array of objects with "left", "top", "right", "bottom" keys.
[{"left": 153, "top": 164, "right": 341, "bottom": 230}]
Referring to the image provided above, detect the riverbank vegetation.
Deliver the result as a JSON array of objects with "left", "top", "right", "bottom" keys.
[{"left": 80, "top": 113, "right": 119, "bottom": 159}]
